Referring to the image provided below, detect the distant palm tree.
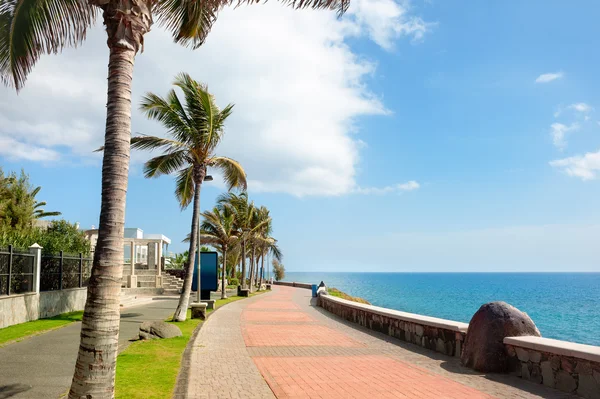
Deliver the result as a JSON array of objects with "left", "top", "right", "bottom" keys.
[
  {"left": 200, "top": 207, "right": 239, "bottom": 299},
  {"left": 30, "top": 187, "right": 62, "bottom": 219},
  {"left": 248, "top": 205, "right": 272, "bottom": 292},
  {"left": 132, "top": 73, "right": 246, "bottom": 321},
  {"left": 217, "top": 192, "right": 255, "bottom": 289},
  {"left": 254, "top": 208, "right": 282, "bottom": 290}
]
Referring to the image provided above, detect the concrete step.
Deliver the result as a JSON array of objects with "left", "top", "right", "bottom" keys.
[{"left": 138, "top": 281, "right": 156, "bottom": 288}]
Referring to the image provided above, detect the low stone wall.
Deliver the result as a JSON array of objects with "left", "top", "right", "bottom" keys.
[
  {"left": 505, "top": 336, "right": 600, "bottom": 399},
  {"left": 318, "top": 294, "right": 468, "bottom": 357},
  {"left": 273, "top": 281, "right": 312, "bottom": 289},
  {"left": 0, "top": 293, "right": 40, "bottom": 329},
  {"left": 0, "top": 288, "right": 88, "bottom": 328},
  {"left": 39, "top": 288, "right": 87, "bottom": 319}
]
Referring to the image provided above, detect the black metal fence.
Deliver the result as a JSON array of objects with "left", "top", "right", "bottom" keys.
[
  {"left": 0, "top": 246, "right": 35, "bottom": 296},
  {"left": 40, "top": 252, "right": 92, "bottom": 292}
]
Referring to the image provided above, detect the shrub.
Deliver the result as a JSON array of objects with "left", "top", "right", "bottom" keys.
[
  {"left": 229, "top": 277, "right": 239, "bottom": 286},
  {"left": 0, "top": 220, "right": 90, "bottom": 255}
]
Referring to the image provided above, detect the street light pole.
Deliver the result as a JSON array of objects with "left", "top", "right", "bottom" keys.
[{"left": 196, "top": 174, "right": 213, "bottom": 303}]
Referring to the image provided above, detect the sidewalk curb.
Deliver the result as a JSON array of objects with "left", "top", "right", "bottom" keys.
[{"left": 172, "top": 291, "right": 268, "bottom": 399}]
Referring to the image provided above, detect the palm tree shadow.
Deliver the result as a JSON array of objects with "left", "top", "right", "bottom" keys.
[{"left": 0, "top": 384, "right": 31, "bottom": 399}]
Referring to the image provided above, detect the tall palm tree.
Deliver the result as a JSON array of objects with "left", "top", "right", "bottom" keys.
[
  {"left": 217, "top": 192, "right": 255, "bottom": 289},
  {"left": 131, "top": 73, "right": 246, "bottom": 322},
  {"left": 248, "top": 205, "right": 271, "bottom": 292},
  {"left": 200, "top": 206, "right": 238, "bottom": 299},
  {"left": 1, "top": 0, "right": 349, "bottom": 395},
  {"left": 254, "top": 208, "right": 282, "bottom": 290}
]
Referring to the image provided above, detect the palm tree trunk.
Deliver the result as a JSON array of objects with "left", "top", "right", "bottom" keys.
[
  {"left": 221, "top": 245, "right": 227, "bottom": 299},
  {"left": 68, "top": 46, "right": 135, "bottom": 399},
  {"left": 172, "top": 177, "right": 202, "bottom": 322},
  {"left": 258, "top": 253, "right": 265, "bottom": 291},
  {"left": 241, "top": 239, "right": 247, "bottom": 289},
  {"left": 249, "top": 246, "right": 256, "bottom": 293}
]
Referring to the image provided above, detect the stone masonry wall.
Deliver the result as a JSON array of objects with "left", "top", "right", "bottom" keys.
[
  {"left": 0, "top": 293, "right": 40, "bottom": 329},
  {"left": 506, "top": 344, "right": 600, "bottom": 399},
  {"left": 274, "top": 281, "right": 311, "bottom": 289},
  {"left": 38, "top": 288, "right": 87, "bottom": 319},
  {"left": 0, "top": 288, "right": 87, "bottom": 329},
  {"left": 319, "top": 295, "right": 465, "bottom": 358}
]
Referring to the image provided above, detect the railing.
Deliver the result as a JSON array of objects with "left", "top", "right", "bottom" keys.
[
  {"left": 40, "top": 251, "right": 92, "bottom": 291},
  {"left": 0, "top": 246, "right": 35, "bottom": 296}
]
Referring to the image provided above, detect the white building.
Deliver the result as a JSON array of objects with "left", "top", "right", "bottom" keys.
[{"left": 83, "top": 227, "right": 171, "bottom": 289}]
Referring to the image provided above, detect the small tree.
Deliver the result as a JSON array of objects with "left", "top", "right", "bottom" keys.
[{"left": 272, "top": 259, "right": 285, "bottom": 282}]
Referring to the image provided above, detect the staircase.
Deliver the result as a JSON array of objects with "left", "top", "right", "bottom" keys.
[
  {"left": 162, "top": 273, "right": 184, "bottom": 295},
  {"left": 135, "top": 269, "right": 158, "bottom": 288}
]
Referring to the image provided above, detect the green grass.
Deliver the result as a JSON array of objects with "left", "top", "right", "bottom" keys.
[
  {"left": 0, "top": 311, "right": 83, "bottom": 347},
  {"left": 328, "top": 287, "right": 371, "bottom": 304},
  {"left": 115, "top": 292, "right": 264, "bottom": 399}
]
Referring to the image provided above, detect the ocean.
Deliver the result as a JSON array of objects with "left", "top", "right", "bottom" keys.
[{"left": 285, "top": 272, "right": 600, "bottom": 346}]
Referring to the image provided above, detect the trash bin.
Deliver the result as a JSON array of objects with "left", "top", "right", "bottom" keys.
[{"left": 311, "top": 284, "right": 318, "bottom": 297}]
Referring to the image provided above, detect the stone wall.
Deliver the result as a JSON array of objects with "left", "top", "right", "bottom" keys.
[
  {"left": 0, "top": 293, "right": 40, "bottom": 329},
  {"left": 39, "top": 288, "right": 87, "bottom": 319},
  {"left": 318, "top": 294, "right": 468, "bottom": 358},
  {"left": 273, "top": 281, "right": 312, "bottom": 289},
  {"left": 505, "top": 337, "right": 600, "bottom": 399},
  {"left": 0, "top": 288, "right": 88, "bottom": 328}
]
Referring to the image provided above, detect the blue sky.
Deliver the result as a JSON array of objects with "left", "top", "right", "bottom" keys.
[{"left": 1, "top": 1, "right": 599, "bottom": 272}]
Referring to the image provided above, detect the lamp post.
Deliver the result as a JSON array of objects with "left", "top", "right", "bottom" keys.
[{"left": 196, "top": 174, "right": 213, "bottom": 303}]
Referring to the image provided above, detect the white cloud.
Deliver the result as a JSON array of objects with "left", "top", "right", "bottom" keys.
[
  {"left": 550, "top": 150, "right": 600, "bottom": 180},
  {"left": 550, "top": 122, "right": 579, "bottom": 149},
  {"left": 535, "top": 72, "right": 563, "bottom": 83},
  {"left": 354, "top": 180, "right": 420, "bottom": 195},
  {"left": 568, "top": 102, "right": 593, "bottom": 113},
  {"left": 0, "top": 1, "right": 429, "bottom": 197},
  {"left": 0, "top": 136, "right": 59, "bottom": 161}
]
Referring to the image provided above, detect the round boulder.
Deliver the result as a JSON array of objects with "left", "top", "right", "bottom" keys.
[
  {"left": 461, "top": 301, "right": 540, "bottom": 372},
  {"left": 139, "top": 321, "right": 182, "bottom": 340}
]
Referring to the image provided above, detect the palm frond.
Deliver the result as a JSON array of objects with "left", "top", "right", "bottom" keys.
[
  {"left": 175, "top": 166, "right": 195, "bottom": 209},
  {"left": 143, "top": 149, "right": 188, "bottom": 178},
  {"left": 209, "top": 156, "right": 247, "bottom": 191},
  {"left": 140, "top": 91, "right": 193, "bottom": 143},
  {"left": 0, "top": 0, "right": 96, "bottom": 90},
  {"left": 236, "top": 0, "right": 350, "bottom": 17},
  {"left": 131, "top": 135, "right": 186, "bottom": 152},
  {"left": 154, "top": 0, "right": 224, "bottom": 49}
]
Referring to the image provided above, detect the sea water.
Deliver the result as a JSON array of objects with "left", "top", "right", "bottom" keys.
[{"left": 285, "top": 272, "right": 600, "bottom": 346}]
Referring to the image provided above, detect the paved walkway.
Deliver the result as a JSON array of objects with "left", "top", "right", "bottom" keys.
[
  {"left": 188, "top": 286, "right": 577, "bottom": 399},
  {"left": 0, "top": 297, "right": 179, "bottom": 399}
]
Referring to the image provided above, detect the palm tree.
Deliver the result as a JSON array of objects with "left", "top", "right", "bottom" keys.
[
  {"left": 217, "top": 192, "right": 255, "bottom": 289},
  {"left": 30, "top": 187, "right": 62, "bottom": 219},
  {"left": 1, "top": 0, "right": 349, "bottom": 394},
  {"left": 248, "top": 205, "right": 271, "bottom": 292},
  {"left": 200, "top": 206, "right": 238, "bottom": 299},
  {"left": 254, "top": 209, "right": 282, "bottom": 290},
  {"left": 131, "top": 73, "right": 246, "bottom": 322}
]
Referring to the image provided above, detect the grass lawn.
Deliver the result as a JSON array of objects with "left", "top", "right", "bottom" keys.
[
  {"left": 328, "top": 287, "right": 371, "bottom": 304},
  {"left": 0, "top": 311, "right": 83, "bottom": 347},
  {"left": 115, "top": 291, "right": 265, "bottom": 399}
]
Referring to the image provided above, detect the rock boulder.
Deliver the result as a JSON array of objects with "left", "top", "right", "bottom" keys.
[
  {"left": 461, "top": 301, "right": 540, "bottom": 372},
  {"left": 139, "top": 321, "right": 182, "bottom": 340}
]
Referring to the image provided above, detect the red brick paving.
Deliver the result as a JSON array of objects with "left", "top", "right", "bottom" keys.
[
  {"left": 190, "top": 286, "right": 568, "bottom": 398},
  {"left": 247, "top": 300, "right": 300, "bottom": 310},
  {"left": 243, "top": 311, "right": 316, "bottom": 322},
  {"left": 253, "top": 355, "right": 496, "bottom": 399},
  {"left": 243, "top": 324, "right": 364, "bottom": 347}
]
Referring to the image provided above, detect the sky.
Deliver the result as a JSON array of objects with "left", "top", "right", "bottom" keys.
[{"left": 1, "top": 1, "right": 600, "bottom": 272}]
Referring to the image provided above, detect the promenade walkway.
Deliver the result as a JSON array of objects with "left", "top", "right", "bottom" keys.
[{"left": 188, "top": 286, "right": 577, "bottom": 399}]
